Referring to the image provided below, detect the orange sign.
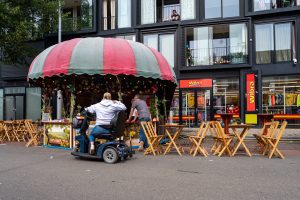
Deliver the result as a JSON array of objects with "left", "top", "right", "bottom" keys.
[
  {"left": 179, "top": 79, "right": 212, "bottom": 89},
  {"left": 246, "top": 74, "right": 256, "bottom": 112}
]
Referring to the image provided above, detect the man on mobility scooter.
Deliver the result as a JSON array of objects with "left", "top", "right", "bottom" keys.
[{"left": 71, "top": 92, "right": 133, "bottom": 164}]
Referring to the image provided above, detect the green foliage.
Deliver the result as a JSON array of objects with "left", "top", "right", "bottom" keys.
[{"left": 0, "top": 0, "right": 63, "bottom": 64}]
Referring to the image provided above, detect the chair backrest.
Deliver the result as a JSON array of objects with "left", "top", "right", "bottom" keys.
[
  {"left": 146, "top": 122, "right": 157, "bottom": 137},
  {"left": 208, "top": 121, "right": 218, "bottom": 138},
  {"left": 195, "top": 121, "right": 205, "bottom": 137},
  {"left": 24, "top": 120, "right": 36, "bottom": 134},
  {"left": 110, "top": 110, "right": 126, "bottom": 137},
  {"left": 140, "top": 122, "right": 152, "bottom": 142},
  {"left": 266, "top": 121, "right": 280, "bottom": 138},
  {"left": 274, "top": 121, "right": 287, "bottom": 140}
]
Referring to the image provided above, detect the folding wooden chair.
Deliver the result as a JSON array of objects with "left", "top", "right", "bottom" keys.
[
  {"left": 140, "top": 122, "right": 163, "bottom": 156},
  {"left": 13, "top": 120, "right": 27, "bottom": 142},
  {"left": 188, "top": 121, "right": 209, "bottom": 157},
  {"left": 253, "top": 121, "right": 279, "bottom": 153},
  {"left": 262, "top": 121, "right": 287, "bottom": 159},
  {"left": 211, "top": 121, "right": 233, "bottom": 157},
  {"left": 24, "top": 120, "right": 41, "bottom": 147},
  {"left": 0, "top": 121, "right": 4, "bottom": 143}
]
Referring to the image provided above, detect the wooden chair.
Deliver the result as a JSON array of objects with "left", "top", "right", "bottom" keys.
[
  {"left": 140, "top": 122, "right": 163, "bottom": 156},
  {"left": 12, "top": 120, "right": 27, "bottom": 142},
  {"left": 211, "top": 121, "right": 233, "bottom": 157},
  {"left": 253, "top": 121, "right": 279, "bottom": 153},
  {"left": 0, "top": 121, "right": 4, "bottom": 143},
  {"left": 262, "top": 121, "right": 287, "bottom": 159},
  {"left": 188, "top": 121, "right": 209, "bottom": 157},
  {"left": 24, "top": 120, "right": 41, "bottom": 147}
]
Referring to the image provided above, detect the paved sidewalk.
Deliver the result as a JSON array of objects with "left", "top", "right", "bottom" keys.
[{"left": 0, "top": 143, "right": 300, "bottom": 200}]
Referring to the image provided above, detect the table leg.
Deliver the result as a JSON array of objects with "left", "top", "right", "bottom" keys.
[
  {"left": 232, "top": 128, "right": 252, "bottom": 157},
  {"left": 163, "top": 128, "right": 183, "bottom": 156}
]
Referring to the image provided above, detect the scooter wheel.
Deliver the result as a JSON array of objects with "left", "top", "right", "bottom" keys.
[{"left": 103, "top": 147, "right": 119, "bottom": 164}]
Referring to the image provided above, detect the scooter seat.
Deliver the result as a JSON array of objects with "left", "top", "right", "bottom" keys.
[{"left": 96, "top": 133, "right": 116, "bottom": 141}]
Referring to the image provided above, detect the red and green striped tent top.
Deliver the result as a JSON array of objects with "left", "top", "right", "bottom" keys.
[{"left": 28, "top": 37, "right": 176, "bottom": 83}]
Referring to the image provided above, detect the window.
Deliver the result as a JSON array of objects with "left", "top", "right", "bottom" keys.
[
  {"left": 62, "top": 0, "right": 94, "bottom": 32},
  {"left": 262, "top": 76, "right": 300, "bottom": 125},
  {"left": 26, "top": 88, "right": 41, "bottom": 121},
  {"left": 117, "top": 0, "right": 131, "bottom": 28},
  {"left": 253, "top": 0, "right": 299, "bottom": 12},
  {"left": 205, "top": 0, "right": 239, "bottom": 19},
  {"left": 255, "top": 22, "right": 294, "bottom": 64},
  {"left": 141, "top": 0, "right": 195, "bottom": 24},
  {"left": 143, "top": 33, "right": 175, "bottom": 67},
  {"left": 186, "top": 23, "right": 248, "bottom": 66},
  {"left": 103, "top": 0, "right": 116, "bottom": 30},
  {"left": 213, "top": 78, "right": 240, "bottom": 116}
]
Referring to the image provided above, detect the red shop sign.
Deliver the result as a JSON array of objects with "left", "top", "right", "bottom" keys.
[
  {"left": 179, "top": 79, "right": 212, "bottom": 89},
  {"left": 246, "top": 74, "right": 256, "bottom": 112}
]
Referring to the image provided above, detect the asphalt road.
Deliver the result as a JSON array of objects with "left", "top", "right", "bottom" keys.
[{"left": 0, "top": 143, "right": 300, "bottom": 200}]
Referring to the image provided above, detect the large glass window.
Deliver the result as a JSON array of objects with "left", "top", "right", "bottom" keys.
[
  {"left": 255, "top": 22, "right": 293, "bottom": 64},
  {"left": 181, "top": 0, "right": 195, "bottom": 20},
  {"left": 62, "top": 0, "right": 94, "bottom": 32},
  {"left": 213, "top": 78, "right": 240, "bottom": 116},
  {"left": 117, "top": 0, "right": 131, "bottom": 28},
  {"left": 262, "top": 76, "right": 300, "bottom": 125},
  {"left": 143, "top": 33, "right": 175, "bottom": 67},
  {"left": 186, "top": 23, "right": 247, "bottom": 66},
  {"left": 205, "top": 0, "right": 239, "bottom": 19},
  {"left": 26, "top": 88, "right": 41, "bottom": 121},
  {"left": 141, "top": 0, "right": 156, "bottom": 24},
  {"left": 253, "top": 0, "right": 299, "bottom": 12},
  {"left": 141, "top": 0, "right": 195, "bottom": 24}
]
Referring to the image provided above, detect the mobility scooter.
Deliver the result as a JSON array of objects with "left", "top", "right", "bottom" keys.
[{"left": 71, "top": 110, "right": 133, "bottom": 164}]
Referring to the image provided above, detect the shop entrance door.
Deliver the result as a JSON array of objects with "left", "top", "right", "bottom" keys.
[
  {"left": 182, "top": 89, "right": 212, "bottom": 127},
  {"left": 5, "top": 95, "right": 25, "bottom": 120}
]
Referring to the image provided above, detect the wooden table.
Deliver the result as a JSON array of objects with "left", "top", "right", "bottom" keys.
[
  {"left": 229, "top": 124, "right": 253, "bottom": 157},
  {"left": 160, "top": 124, "right": 185, "bottom": 156},
  {"left": 219, "top": 113, "right": 234, "bottom": 135},
  {"left": 257, "top": 114, "right": 274, "bottom": 135}
]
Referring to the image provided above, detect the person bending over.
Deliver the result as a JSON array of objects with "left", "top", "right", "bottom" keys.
[
  {"left": 127, "top": 94, "right": 151, "bottom": 151},
  {"left": 86, "top": 92, "right": 126, "bottom": 154}
]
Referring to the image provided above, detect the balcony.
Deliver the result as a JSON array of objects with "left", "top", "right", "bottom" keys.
[
  {"left": 62, "top": 15, "right": 93, "bottom": 32},
  {"left": 158, "top": 4, "right": 181, "bottom": 22},
  {"left": 102, "top": 16, "right": 116, "bottom": 30},
  {"left": 252, "top": 0, "right": 300, "bottom": 12},
  {"left": 187, "top": 46, "right": 247, "bottom": 66}
]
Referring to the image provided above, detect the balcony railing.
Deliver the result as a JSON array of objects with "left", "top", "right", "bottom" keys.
[
  {"left": 187, "top": 46, "right": 247, "bottom": 66},
  {"left": 156, "top": 4, "right": 181, "bottom": 22},
  {"left": 62, "top": 15, "right": 93, "bottom": 32},
  {"left": 253, "top": 0, "right": 299, "bottom": 12},
  {"left": 102, "top": 16, "right": 116, "bottom": 30}
]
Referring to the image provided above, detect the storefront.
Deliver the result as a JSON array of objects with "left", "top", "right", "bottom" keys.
[
  {"left": 171, "top": 77, "right": 240, "bottom": 127},
  {"left": 262, "top": 75, "right": 300, "bottom": 126}
]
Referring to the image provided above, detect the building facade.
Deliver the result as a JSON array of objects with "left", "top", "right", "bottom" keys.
[{"left": 1, "top": 0, "right": 300, "bottom": 126}]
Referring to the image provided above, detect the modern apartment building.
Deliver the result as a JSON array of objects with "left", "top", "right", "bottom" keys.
[{"left": 1, "top": 0, "right": 300, "bottom": 126}]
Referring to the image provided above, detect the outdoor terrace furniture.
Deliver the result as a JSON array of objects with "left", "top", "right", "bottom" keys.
[
  {"left": 210, "top": 121, "right": 233, "bottom": 157},
  {"left": 188, "top": 121, "right": 209, "bottom": 157},
  {"left": 229, "top": 124, "right": 253, "bottom": 157},
  {"left": 24, "top": 120, "right": 42, "bottom": 147},
  {"left": 160, "top": 124, "right": 185, "bottom": 156},
  {"left": 0, "top": 121, "right": 4, "bottom": 143},
  {"left": 253, "top": 121, "right": 279, "bottom": 153},
  {"left": 262, "top": 121, "right": 287, "bottom": 159},
  {"left": 141, "top": 122, "right": 163, "bottom": 156}
]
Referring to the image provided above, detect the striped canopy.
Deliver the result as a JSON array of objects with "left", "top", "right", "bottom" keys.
[{"left": 28, "top": 37, "right": 176, "bottom": 83}]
